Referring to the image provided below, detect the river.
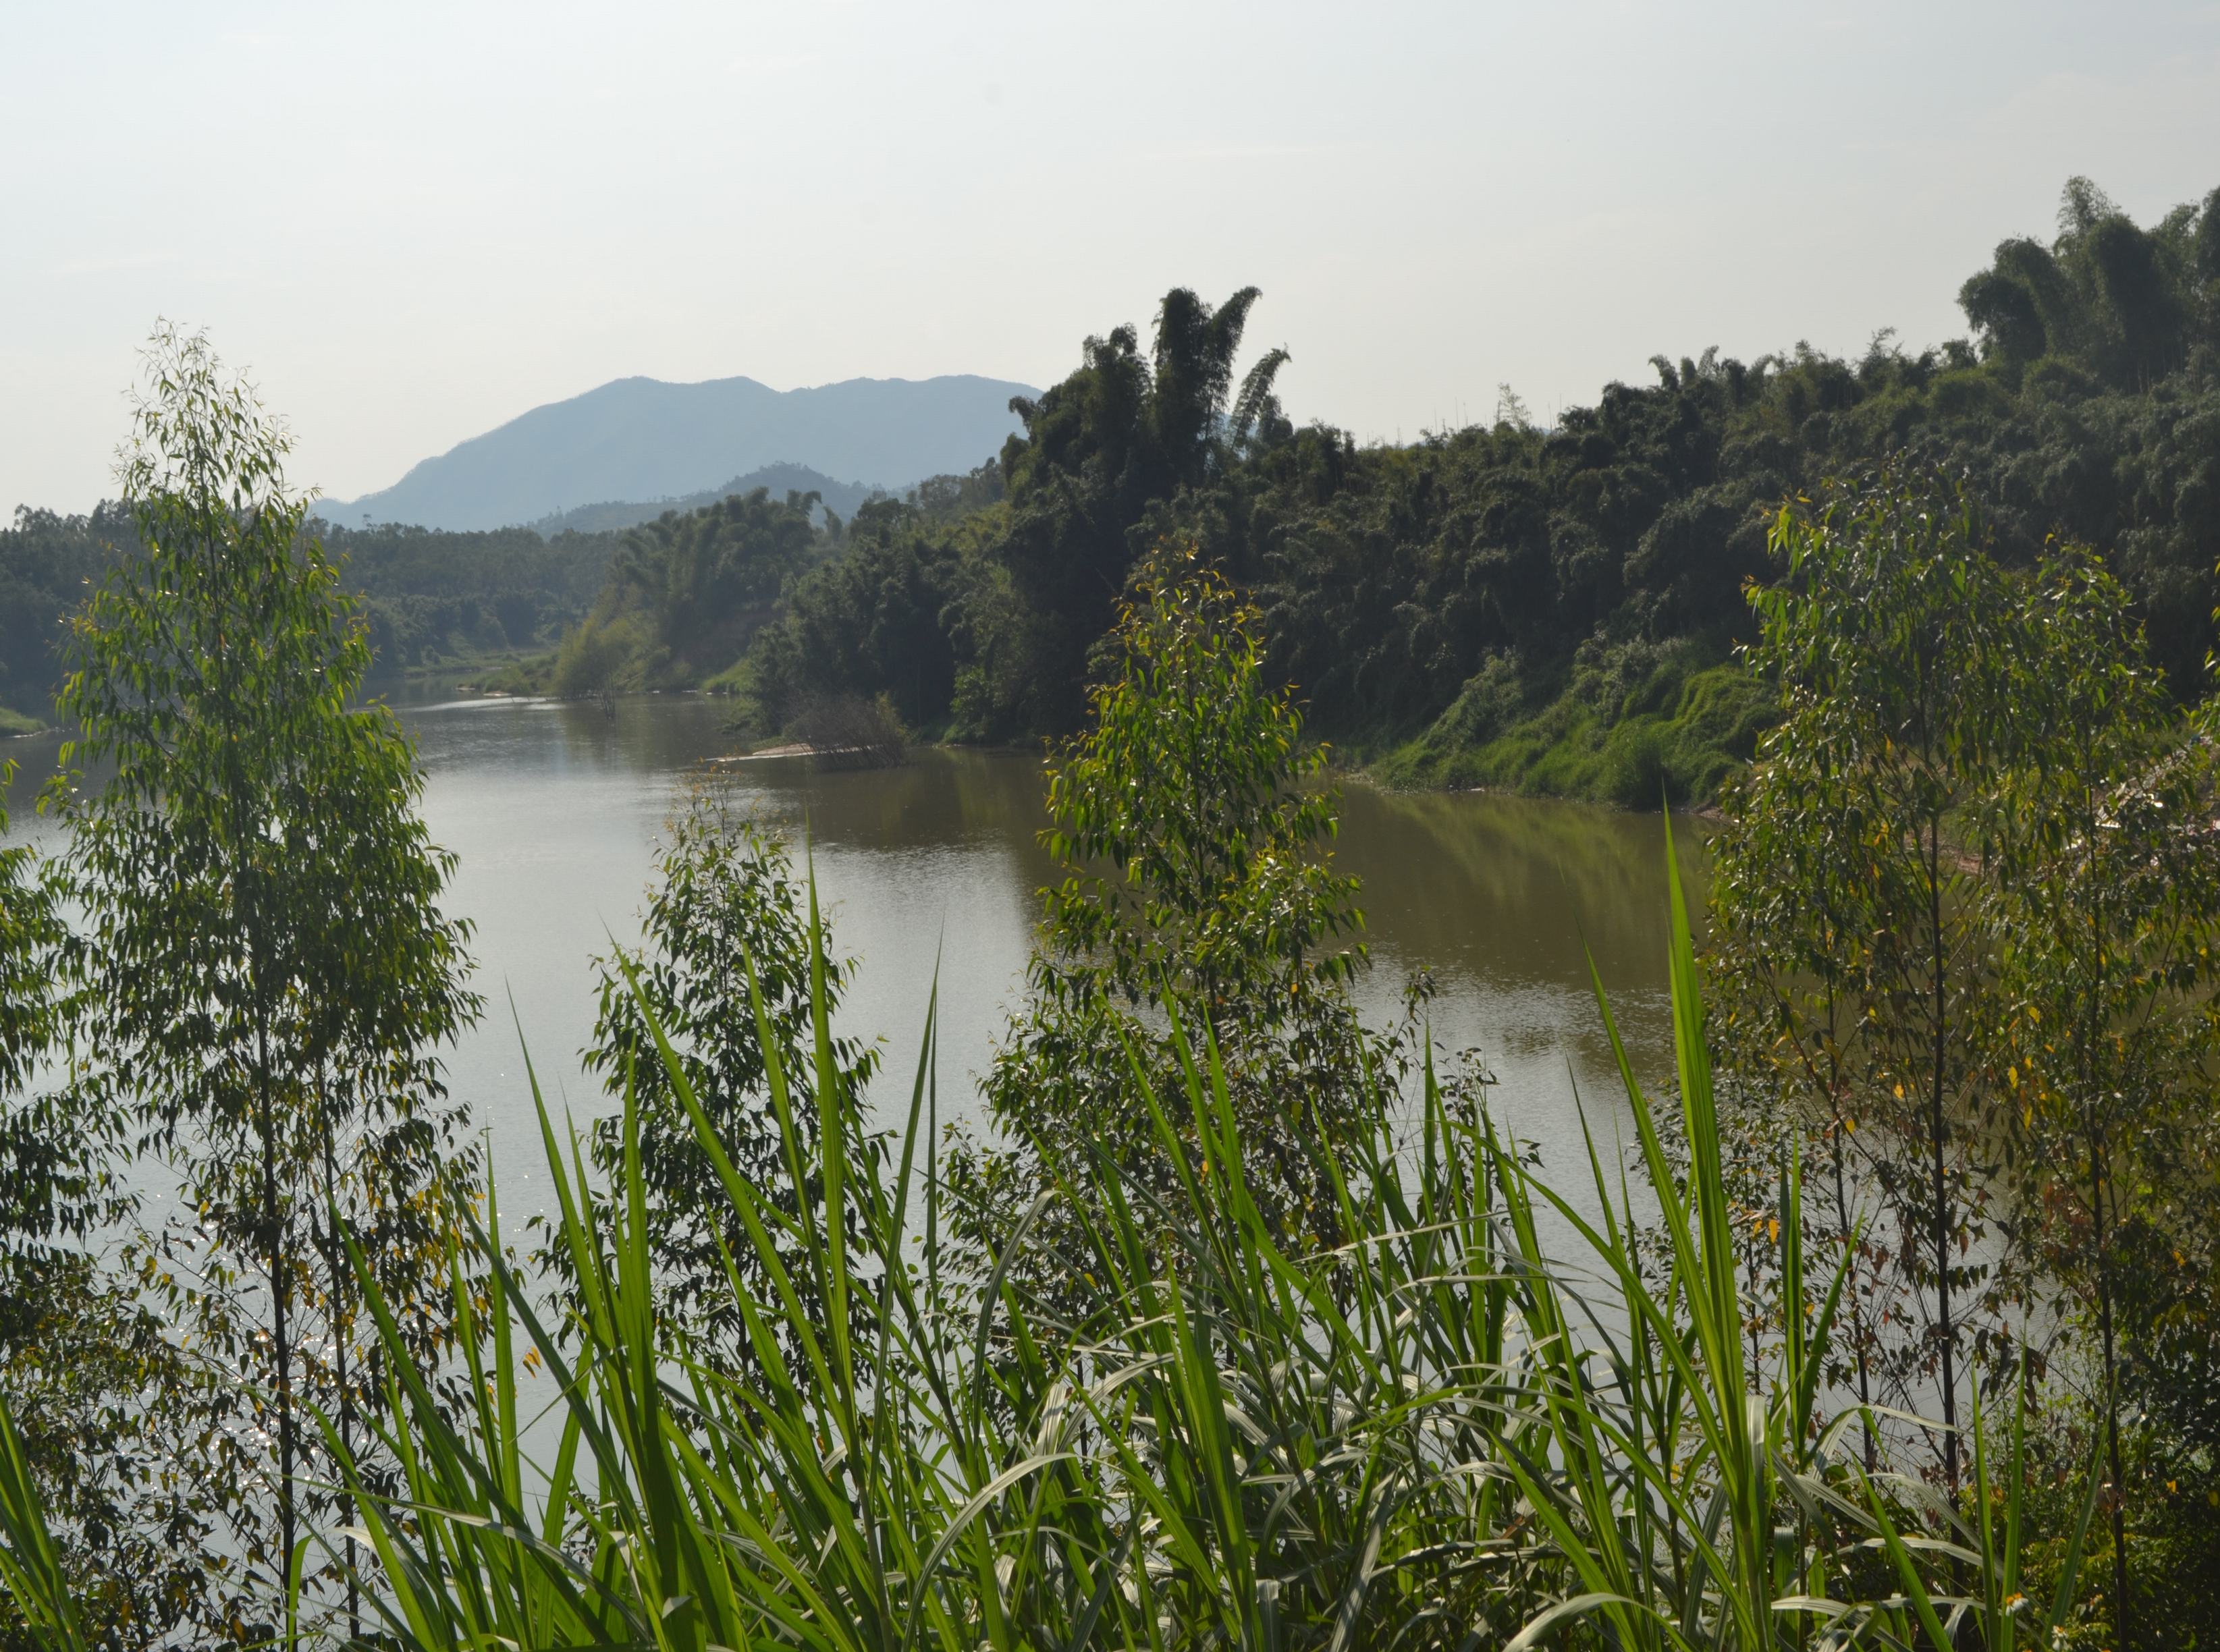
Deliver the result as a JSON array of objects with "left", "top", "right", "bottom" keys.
[{"left": 4, "top": 691, "right": 1701, "bottom": 1219}]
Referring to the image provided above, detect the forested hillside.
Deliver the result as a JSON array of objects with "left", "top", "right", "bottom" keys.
[
  {"left": 741, "top": 174, "right": 2220, "bottom": 802},
  {"left": 543, "top": 486, "right": 831, "bottom": 696}
]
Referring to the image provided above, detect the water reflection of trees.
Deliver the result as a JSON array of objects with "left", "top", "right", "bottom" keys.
[{"left": 1334, "top": 780, "right": 1707, "bottom": 993}]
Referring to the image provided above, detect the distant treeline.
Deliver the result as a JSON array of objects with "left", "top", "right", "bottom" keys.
[
  {"left": 0, "top": 505, "right": 125, "bottom": 724},
  {"left": 0, "top": 509, "right": 623, "bottom": 717},
  {"left": 8, "top": 173, "right": 2217, "bottom": 804},
  {"left": 524, "top": 462, "right": 884, "bottom": 536},
  {"left": 319, "top": 519, "right": 619, "bottom": 668}
]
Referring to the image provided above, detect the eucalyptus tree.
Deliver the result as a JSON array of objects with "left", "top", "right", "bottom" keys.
[
  {"left": 277, "top": 705, "right": 480, "bottom": 1638},
  {"left": 2, "top": 762, "right": 242, "bottom": 1645},
  {"left": 1708, "top": 471, "right": 2025, "bottom": 1493},
  {"left": 48, "top": 325, "right": 480, "bottom": 1638},
  {"left": 977, "top": 541, "right": 1405, "bottom": 1261},
  {"left": 1984, "top": 550, "right": 2220, "bottom": 1646},
  {"left": 0, "top": 761, "right": 65, "bottom": 1265},
  {"left": 1706, "top": 753, "right": 1893, "bottom": 1467},
  {"left": 569, "top": 775, "right": 877, "bottom": 1374}
]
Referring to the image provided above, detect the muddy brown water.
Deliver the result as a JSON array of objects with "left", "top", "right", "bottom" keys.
[{"left": 5, "top": 692, "right": 1703, "bottom": 1219}]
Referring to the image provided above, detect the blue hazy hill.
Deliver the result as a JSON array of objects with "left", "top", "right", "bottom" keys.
[{"left": 323, "top": 373, "right": 1035, "bottom": 531}]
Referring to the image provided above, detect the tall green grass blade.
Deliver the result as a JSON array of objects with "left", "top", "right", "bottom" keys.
[
  {"left": 0, "top": 1390, "right": 88, "bottom": 1652},
  {"left": 298, "top": 835, "right": 2062, "bottom": 1652}
]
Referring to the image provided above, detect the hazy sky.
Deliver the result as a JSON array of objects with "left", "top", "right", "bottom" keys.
[{"left": 6, "top": 1, "right": 2219, "bottom": 515}]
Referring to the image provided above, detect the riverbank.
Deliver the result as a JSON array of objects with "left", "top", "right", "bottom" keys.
[
  {"left": 365, "top": 644, "right": 554, "bottom": 698},
  {"left": 401, "top": 646, "right": 1771, "bottom": 814},
  {"left": 406, "top": 680, "right": 1754, "bottom": 814},
  {"left": 1366, "top": 643, "right": 1773, "bottom": 808}
]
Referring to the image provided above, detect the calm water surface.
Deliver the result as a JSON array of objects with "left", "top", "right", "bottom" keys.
[{"left": 5, "top": 693, "right": 1700, "bottom": 1217}]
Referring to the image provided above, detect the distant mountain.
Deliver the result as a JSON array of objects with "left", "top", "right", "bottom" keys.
[
  {"left": 322, "top": 373, "right": 1036, "bottom": 532},
  {"left": 526, "top": 464, "right": 887, "bottom": 537}
]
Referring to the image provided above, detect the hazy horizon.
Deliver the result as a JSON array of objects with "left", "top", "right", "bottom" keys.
[{"left": 7, "top": 0, "right": 2219, "bottom": 518}]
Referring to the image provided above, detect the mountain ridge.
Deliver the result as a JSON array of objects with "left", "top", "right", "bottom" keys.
[
  {"left": 522, "top": 464, "right": 887, "bottom": 536},
  {"left": 322, "top": 371, "right": 1036, "bottom": 532}
]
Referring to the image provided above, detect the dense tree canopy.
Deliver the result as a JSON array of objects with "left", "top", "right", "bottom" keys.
[
  {"left": 313, "top": 517, "right": 616, "bottom": 669},
  {"left": 605, "top": 487, "right": 821, "bottom": 678},
  {"left": 725, "top": 175, "right": 2220, "bottom": 801},
  {"left": 0, "top": 507, "right": 131, "bottom": 724},
  {"left": 0, "top": 508, "right": 619, "bottom": 721},
  {"left": 749, "top": 496, "right": 972, "bottom": 728}
]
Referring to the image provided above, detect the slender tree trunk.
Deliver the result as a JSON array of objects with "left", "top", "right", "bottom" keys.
[
  {"left": 2088, "top": 1113, "right": 2130, "bottom": 1649},
  {"left": 1927, "top": 817, "right": 1959, "bottom": 1495},
  {"left": 258, "top": 1026, "right": 296, "bottom": 1650},
  {"left": 319, "top": 1076, "right": 360, "bottom": 1641},
  {"left": 232, "top": 704, "right": 299, "bottom": 1647},
  {"left": 1821, "top": 981, "right": 1878, "bottom": 1472},
  {"left": 2080, "top": 879, "right": 2132, "bottom": 1652},
  {"left": 1830, "top": 1123, "right": 1877, "bottom": 1472}
]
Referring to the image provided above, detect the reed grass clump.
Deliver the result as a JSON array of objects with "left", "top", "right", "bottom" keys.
[{"left": 22, "top": 829, "right": 2065, "bottom": 1650}]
